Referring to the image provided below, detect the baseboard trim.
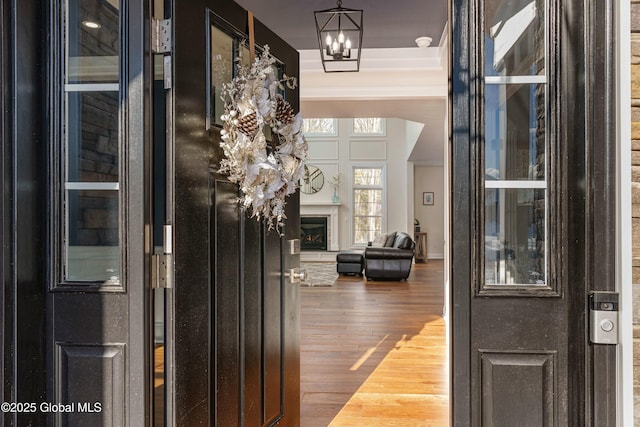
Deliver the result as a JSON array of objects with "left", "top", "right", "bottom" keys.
[{"left": 301, "top": 251, "right": 340, "bottom": 262}]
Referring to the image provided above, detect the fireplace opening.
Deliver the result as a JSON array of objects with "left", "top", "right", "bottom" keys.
[{"left": 300, "top": 217, "right": 328, "bottom": 251}]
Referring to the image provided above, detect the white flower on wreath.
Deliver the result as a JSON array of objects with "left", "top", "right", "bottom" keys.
[{"left": 219, "top": 46, "right": 308, "bottom": 233}]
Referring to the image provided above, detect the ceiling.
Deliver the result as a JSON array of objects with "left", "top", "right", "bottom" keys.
[
  {"left": 234, "top": 0, "right": 449, "bottom": 164},
  {"left": 234, "top": 0, "right": 448, "bottom": 50}
]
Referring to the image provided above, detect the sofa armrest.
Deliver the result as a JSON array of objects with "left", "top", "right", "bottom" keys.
[{"left": 364, "top": 247, "right": 414, "bottom": 260}]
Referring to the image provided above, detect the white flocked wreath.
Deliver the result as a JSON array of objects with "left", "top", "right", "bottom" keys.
[{"left": 219, "top": 46, "right": 308, "bottom": 233}]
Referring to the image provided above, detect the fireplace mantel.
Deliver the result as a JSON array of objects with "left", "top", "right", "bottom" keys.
[{"left": 300, "top": 203, "right": 340, "bottom": 252}]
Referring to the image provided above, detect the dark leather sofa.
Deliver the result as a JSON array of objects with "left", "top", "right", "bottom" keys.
[{"left": 364, "top": 232, "right": 415, "bottom": 280}]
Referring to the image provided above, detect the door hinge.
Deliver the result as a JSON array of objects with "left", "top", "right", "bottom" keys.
[
  {"left": 152, "top": 253, "right": 174, "bottom": 289},
  {"left": 153, "top": 224, "right": 174, "bottom": 289},
  {"left": 152, "top": 18, "right": 172, "bottom": 54},
  {"left": 163, "top": 55, "right": 172, "bottom": 89}
]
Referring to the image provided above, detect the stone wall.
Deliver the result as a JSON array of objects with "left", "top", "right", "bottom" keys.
[{"left": 632, "top": 0, "right": 640, "bottom": 422}]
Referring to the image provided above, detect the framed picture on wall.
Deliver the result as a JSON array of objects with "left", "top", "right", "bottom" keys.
[{"left": 423, "top": 192, "right": 434, "bottom": 205}]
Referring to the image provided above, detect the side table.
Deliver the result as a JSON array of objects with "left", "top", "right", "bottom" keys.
[{"left": 414, "top": 232, "right": 428, "bottom": 263}]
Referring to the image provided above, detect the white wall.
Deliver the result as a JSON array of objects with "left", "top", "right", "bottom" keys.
[
  {"left": 414, "top": 166, "right": 445, "bottom": 259},
  {"left": 302, "top": 118, "right": 417, "bottom": 250}
]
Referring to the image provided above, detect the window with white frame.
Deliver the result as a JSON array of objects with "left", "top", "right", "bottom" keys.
[
  {"left": 353, "top": 118, "right": 385, "bottom": 135},
  {"left": 352, "top": 167, "right": 384, "bottom": 245},
  {"left": 303, "top": 118, "right": 337, "bottom": 135}
]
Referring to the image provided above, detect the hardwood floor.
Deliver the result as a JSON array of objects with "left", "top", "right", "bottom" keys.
[{"left": 301, "top": 261, "right": 449, "bottom": 427}]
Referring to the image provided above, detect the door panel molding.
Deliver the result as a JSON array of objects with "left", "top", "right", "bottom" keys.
[
  {"left": 479, "top": 350, "right": 556, "bottom": 427},
  {"left": 56, "top": 343, "right": 125, "bottom": 426}
]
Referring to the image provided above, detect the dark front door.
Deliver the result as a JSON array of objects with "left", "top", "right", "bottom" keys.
[
  {"left": 451, "top": 0, "right": 618, "bottom": 425},
  {"left": 167, "top": 1, "right": 301, "bottom": 426}
]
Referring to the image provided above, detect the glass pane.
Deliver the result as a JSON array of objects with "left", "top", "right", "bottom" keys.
[
  {"left": 485, "top": 188, "right": 545, "bottom": 285},
  {"left": 303, "top": 118, "right": 336, "bottom": 135},
  {"left": 484, "top": 0, "right": 545, "bottom": 77},
  {"left": 354, "top": 216, "right": 382, "bottom": 245},
  {"left": 66, "top": 0, "right": 120, "bottom": 83},
  {"left": 65, "top": 190, "right": 120, "bottom": 283},
  {"left": 239, "top": 43, "right": 252, "bottom": 69},
  {"left": 353, "top": 168, "right": 382, "bottom": 186},
  {"left": 210, "top": 25, "right": 234, "bottom": 127},
  {"left": 66, "top": 92, "right": 119, "bottom": 182},
  {"left": 485, "top": 84, "right": 545, "bottom": 180},
  {"left": 354, "top": 189, "right": 382, "bottom": 216},
  {"left": 353, "top": 118, "right": 384, "bottom": 134}
]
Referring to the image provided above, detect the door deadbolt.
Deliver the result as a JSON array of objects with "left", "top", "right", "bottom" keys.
[{"left": 286, "top": 268, "right": 308, "bottom": 284}]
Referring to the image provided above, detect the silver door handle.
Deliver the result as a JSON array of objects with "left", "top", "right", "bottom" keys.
[{"left": 286, "top": 268, "right": 308, "bottom": 284}]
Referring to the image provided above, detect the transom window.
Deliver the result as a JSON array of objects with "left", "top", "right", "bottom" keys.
[
  {"left": 303, "top": 118, "right": 337, "bottom": 135},
  {"left": 482, "top": 0, "right": 548, "bottom": 289},
  {"left": 352, "top": 167, "right": 384, "bottom": 245},
  {"left": 352, "top": 118, "right": 385, "bottom": 135}
]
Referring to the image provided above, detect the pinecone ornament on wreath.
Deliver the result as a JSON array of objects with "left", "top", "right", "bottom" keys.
[
  {"left": 275, "top": 95, "right": 295, "bottom": 125},
  {"left": 237, "top": 112, "right": 258, "bottom": 137}
]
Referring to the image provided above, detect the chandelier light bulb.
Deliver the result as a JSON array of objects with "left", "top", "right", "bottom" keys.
[
  {"left": 345, "top": 38, "right": 352, "bottom": 49},
  {"left": 332, "top": 40, "right": 338, "bottom": 52},
  {"left": 338, "top": 32, "right": 345, "bottom": 43},
  {"left": 325, "top": 34, "right": 332, "bottom": 46}
]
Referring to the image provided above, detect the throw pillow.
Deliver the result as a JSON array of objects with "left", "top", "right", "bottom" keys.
[{"left": 384, "top": 232, "right": 397, "bottom": 247}]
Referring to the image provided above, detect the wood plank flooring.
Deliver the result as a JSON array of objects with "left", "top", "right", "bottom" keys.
[{"left": 301, "top": 261, "right": 448, "bottom": 427}]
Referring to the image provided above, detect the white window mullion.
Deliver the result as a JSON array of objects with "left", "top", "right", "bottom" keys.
[
  {"left": 485, "top": 180, "right": 547, "bottom": 189},
  {"left": 64, "top": 83, "right": 120, "bottom": 92},
  {"left": 65, "top": 182, "right": 120, "bottom": 191}
]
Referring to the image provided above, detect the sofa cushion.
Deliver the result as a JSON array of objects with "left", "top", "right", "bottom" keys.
[
  {"left": 364, "top": 247, "right": 415, "bottom": 260},
  {"left": 392, "top": 232, "right": 414, "bottom": 249}
]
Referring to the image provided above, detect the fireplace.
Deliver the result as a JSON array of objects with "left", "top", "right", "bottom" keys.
[{"left": 300, "top": 217, "right": 328, "bottom": 251}]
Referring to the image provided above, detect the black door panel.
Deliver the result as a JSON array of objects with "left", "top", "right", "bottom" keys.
[{"left": 171, "top": 1, "right": 300, "bottom": 425}]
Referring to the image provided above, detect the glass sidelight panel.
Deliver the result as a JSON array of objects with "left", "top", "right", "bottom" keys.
[
  {"left": 65, "top": 189, "right": 120, "bottom": 283},
  {"left": 484, "top": 84, "right": 545, "bottom": 181},
  {"left": 62, "top": 0, "right": 121, "bottom": 285},
  {"left": 484, "top": 188, "right": 545, "bottom": 285},
  {"left": 66, "top": 0, "right": 120, "bottom": 83},
  {"left": 66, "top": 91, "right": 119, "bottom": 182},
  {"left": 484, "top": 0, "right": 545, "bottom": 77},
  {"left": 483, "top": 0, "right": 548, "bottom": 289}
]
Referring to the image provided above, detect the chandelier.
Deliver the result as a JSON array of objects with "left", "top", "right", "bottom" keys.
[{"left": 314, "top": 0, "right": 363, "bottom": 72}]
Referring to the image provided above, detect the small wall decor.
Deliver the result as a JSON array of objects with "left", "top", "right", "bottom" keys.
[
  {"left": 218, "top": 46, "right": 308, "bottom": 232},
  {"left": 423, "top": 192, "right": 434, "bottom": 205}
]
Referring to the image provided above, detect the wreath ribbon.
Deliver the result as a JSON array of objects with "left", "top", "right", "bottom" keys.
[{"left": 248, "top": 11, "right": 256, "bottom": 63}]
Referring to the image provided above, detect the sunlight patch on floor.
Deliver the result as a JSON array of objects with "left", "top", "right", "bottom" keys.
[
  {"left": 329, "top": 319, "right": 449, "bottom": 427},
  {"left": 350, "top": 334, "right": 389, "bottom": 371}
]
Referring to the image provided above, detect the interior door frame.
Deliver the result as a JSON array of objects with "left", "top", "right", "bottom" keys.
[{"left": 449, "top": 0, "right": 632, "bottom": 425}]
